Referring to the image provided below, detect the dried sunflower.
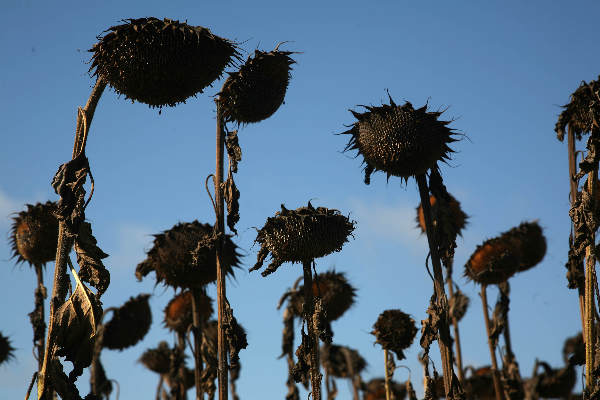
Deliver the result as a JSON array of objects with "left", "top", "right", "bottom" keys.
[
  {"left": 90, "top": 17, "right": 239, "bottom": 107},
  {"left": 289, "top": 270, "right": 356, "bottom": 322},
  {"left": 464, "top": 237, "right": 519, "bottom": 285},
  {"left": 219, "top": 46, "right": 296, "bottom": 124},
  {"left": 321, "top": 344, "right": 366, "bottom": 378},
  {"left": 139, "top": 341, "right": 183, "bottom": 375},
  {"left": 372, "top": 309, "right": 417, "bottom": 360},
  {"left": 251, "top": 202, "right": 355, "bottom": 276},
  {"left": 555, "top": 76, "right": 600, "bottom": 141},
  {"left": 0, "top": 332, "right": 15, "bottom": 365},
  {"left": 342, "top": 94, "right": 458, "bottom": 184},
  {"left": 449, "top": 288, "right": 469, "bottom": 322},
  {"left": 362, "top": 378, "right": 407, "bottom": 400},
  {"left": 463, "top": 366, "right": 496, "bottom": 400},
  {"left": 10, "top": 201, "right": 59, "bottom": 267},
  {"left": 499, "top": 221, "right": 546, "bottom": 273},
  {"left": 102, "top": 294, "right": 152, "bottom": 351},
  {"left": 164, "top": 290, "right": 213, "bottom": 333},
  {"left": 416, "top": 193, "right": 468, "bottom": 239},
  {"left": 136, "top": 221, "right": 240, "bottom": 288}
]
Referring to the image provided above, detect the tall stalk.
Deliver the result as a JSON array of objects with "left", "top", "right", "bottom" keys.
[
  {"left": 585, "top": 171, "right": 597, "bottom": 390},
  {"left": 38, "top": 78, "right": 106, "bottom": 399},
  {"left": 302, "top": 260, "right": 322, "bottom": 400},
  {"left": 191, "top": 291, "right": 205, "bottom": 400},
  {"left": 214, "top": 100, "right": 229, "bottom": 400},
  {"left": 480, "top": 285, "right": 503, "bottom": 400},
  {"left": 33, "top": 263, "right": 46, "bottom": 372},
  {"left": 384, "top": 349, "right": 392, "bottom": 400},
  {"left": 415, "top": 173, "right": 457, "bottom": 397},
  {"left": 446, "top": 273, "right": 464, "bottom": 383}
]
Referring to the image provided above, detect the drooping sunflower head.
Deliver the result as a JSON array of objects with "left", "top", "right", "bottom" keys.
[
  {"left": 164, "top": 290, "right": 213, "bottom": 333},
  {"left": 139, "top": 341, "right": 183, "bottom": 375},
  {"left": 289, "top": 270, "right": 357, "bottom": 322},
  {"left": 416, "top": 193, "right": 468, "bottom": 240},
  {"left": 500, "top": 221, "right": 546, "bottom": 273},
  {"left": 342, "top": 94, "right": 459, "bottom": 184},
  {"left": 102, "top": 294, "right": 152, "bottom": 351},
  {"left": 464, "top": 237, "right": 519, "bottom": 285},
  {"left": 0, "top": 332, "right": 15, "bottom": 365},
  {"left": 10, "top": 201, "right": 59, "bottom": 267},
  {"left": 219, "top": 45, "right": 296, "bottom": 124},
  {"left": 136, "top": 221, "right": 241, "bottom": 289},
  {"left": 362, "top": 378, "right": 407, "bottom": 400},
  {"left": 90, "top": 17, "right": 239, "bottom": 108},
  {"left": 320, "top": 344, "right": 367, "bottom": 378},
  {"left": 251, "top": 202, "right": 355, "bottom": 277},
  {"left": 555, "top": 76, "right": 600, "bottom": 141},
  {"left": 371, "top": 309, "right": 417, "bottom": 360}
]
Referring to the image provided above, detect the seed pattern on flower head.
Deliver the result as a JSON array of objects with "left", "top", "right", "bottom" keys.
[
  {"left": 10, "top": 201, "right": 59, "bottom": 267},
  {"left": 90, "top": 17, "right": 239, "bottom": 108},
  {"left": 219, "top": 47, "right": 296, "bottom": 124},
  {"left": 136, "top": 221, "right": 240, "bottom": 289},
  {"left": 250, "top": 202, "right": 355, "bottom": 277},
  {"left": 342, "top": 94, "right": 458, "bottom": 184}
]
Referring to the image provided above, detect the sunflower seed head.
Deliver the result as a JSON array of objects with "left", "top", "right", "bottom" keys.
[
  {"left": 372, "top": 309, "right": 417, "bottom": 360},
  {"left": 10, "top": 201, "right": 59, "bottom": 267},
  {"left": 102, "top": 294, "right": 152, "bottom": 351}
]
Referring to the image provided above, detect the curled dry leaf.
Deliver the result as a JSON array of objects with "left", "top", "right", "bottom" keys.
[
  {"left": 54, "top": 268, "right": 103, "bottom": 381},
  {"left": 75, "top": 222, "right": 110, "bottom": 296},
  {"left": 223, "top": 169, "right": 240, "bottom": 234},
  {"left": 51, "top": 153, "right": 90, "bottom": 232}
]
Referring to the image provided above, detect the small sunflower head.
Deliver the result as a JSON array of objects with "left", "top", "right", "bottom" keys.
[
  {"left": 139, "top": 341, "right": 182, "bottom": 375},
  {"left": 464, "top": 237, "right": 519, "bottom": 285},
  {"left": 102, "top": 294, "right": 152, "bottom": 351},
  {"left": 251, "top": 202, "right": 355, "bottom": 276},
  {"left": 219, "top": 46, "right": 296, "bottom": 124},
  {"left": 10, "top": 201, "right": 59, "bottom": 267},
  {"left": 500, "top": 221, "right": 546, "bottom": 273},
  {"left": 371, "top": 309, "right": 417, "bottom": 360},
  {"left": 290, "top": 270, "right": 356, "bottom": 321},
  {"left": 0, "top": 333, "right": 15, "bottom": 365},
  {"left": 136, "top": 221, "right": 240, "bottom": 289},
  {"left": 342, "top": 94, "right": 458, "bottom": 184},
  {"left": 164, "top": 290, "right": 213, "bottom": 333},
  {"left": 90, "top": 17, "right": 239, "bottom": 108},
  {"left": 416, "top": 193, "right": 468, "bottom": 240},
  {"left": 320, "top": 344, "right": 367, "bottom": 378},
  {"left": 554, "top": 76, "right": 600, "bottom": 141}
]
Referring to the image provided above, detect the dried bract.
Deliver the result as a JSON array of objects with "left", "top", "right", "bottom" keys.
[
  {"left": 321, "top": 344, "right": 366, "bottom": 378},
  {"left": 219, "top": 47, "right": 296, "bottom": 124},
  {"left": 90, "top": 17, "right": 239, "bottom": 107},
  {"left": 500, "top": 221, "right": 546, "bottom": 273},
  {"left": 372, "top": 309, "right": 417, "bottom": 360},
  {"left": 164, "top": 290, "right": 213, "bottom": 333},
  {"left": 102, "top": 294, "right": 152, "bottom": 350},
  {"left": 251, "top": 202, "right": 355, "bottom": 276},
  {"left": 10, "top": 201, "right": 59, "bottom": 267},
  {"left": 464, "top": 237, "right": 519, "bottom": 285},
  {"left": 136, "top": 221, "right": 240, "bottom": 288},
  {"left": 0, "top": 332, "right": 15, "bottom": 365},
  {"left": 342, "top": 94, "right": 458, "bottom": 184}
]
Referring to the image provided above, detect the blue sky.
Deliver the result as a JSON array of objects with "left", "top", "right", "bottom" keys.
[{"left": 1, "top": 1, "right": 599, "bottom": 398}]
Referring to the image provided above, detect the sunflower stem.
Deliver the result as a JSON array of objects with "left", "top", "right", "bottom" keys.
[
  {"left": 568, "top": 125, "right": 588, "bottom": 338},
  {"left": 384, "top": 349, "right": 392, "bottom": 400},
  {"left": 33, "top": 264, "right": 46, "bottom": 372},
  {"left": 303, "top": 260, "right": 322, "bottom": 400},
  {"left": 585, "top": 169, "right": 597, "bottom": 391},
  {"left": 214, "top": 100, "right": 229, "bottom": 400},
  {"left": 445, "top": 269, "right": 464, "bottom": 383},
  {"left": 38, "top": 77, "right": 106, "bottom": 399},
  {"left": 480, "top": 285, "right": 503, "bottom": 400},
  {"left": 415, "top": 173, "right": 458, "bottom": 398},
  {"left": 177, "top": 332, "right": 190, "bottom": 400},
  {"left": 190, "top": 292, "right": 204, "bottom": 400}
]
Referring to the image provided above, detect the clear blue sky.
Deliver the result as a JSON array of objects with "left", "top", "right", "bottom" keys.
[{"left": 1, "top": 1, "right": 599, "bottom": 398}]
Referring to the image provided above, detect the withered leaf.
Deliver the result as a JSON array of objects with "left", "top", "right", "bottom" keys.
[
  {"left": 51, "top": 153, "right": 90, "bottom": 232},
  {"left": 75, "top": 222, "right": 110, "bottom": 296},
  {"left": 223, "top": 301, "right": 247, "bottom": 374},
  {"left": 223, "top": 169, "right": 240, "bottom": 235},
  {"left": 54, "top": 268, "right": 103, "bottom": 381},
  {"left": 225, "top": 129, "right": 242, "bottom": 173}
]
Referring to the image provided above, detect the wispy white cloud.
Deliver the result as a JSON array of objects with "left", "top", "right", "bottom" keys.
[{"left": 107, "top": 223, "right": 154, "bottom": 273}]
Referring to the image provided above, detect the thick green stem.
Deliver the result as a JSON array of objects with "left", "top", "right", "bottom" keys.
[
  {"left": 415, "top": 173, "right": 457, "bottom": 397},
  {"left": 480, "top": 285, "right": 503, "bottom": 400},
  {"left": 303, "top": 261, "right": 322, "bottom": 400},
  {"left": 38, "top": 78, "right": 106, "bottom": 399},
  {"left": 214, "top": 101, "right": 229, "bottom": 400}
]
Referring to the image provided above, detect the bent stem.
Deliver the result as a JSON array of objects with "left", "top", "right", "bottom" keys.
[
  {"left": 415, "top": 173, "right": 457, "bottom": 397},
  {"left": 38, "top": 78, "right": 106, "bottom": 399},
  {"left": 303, "top": 260, "right": 322, "bottom": 400},
  {"left": 214, "top": 100, "right": 229, "bottom": 400},
  {"left": 480, "top": 285, "right": 503, "bottom": 400}
]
